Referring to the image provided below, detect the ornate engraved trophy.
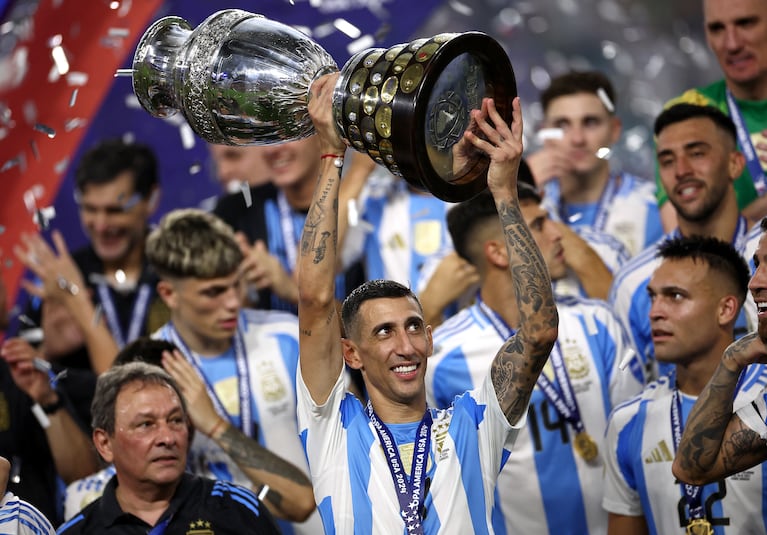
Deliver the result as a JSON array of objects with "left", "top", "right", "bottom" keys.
[{"left": 130, "top": 9, "right": 516, "bottom": 201}]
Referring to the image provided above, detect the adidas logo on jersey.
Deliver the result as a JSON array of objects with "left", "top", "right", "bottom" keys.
[{"left": 644, "top": 440, "right": 673, "bottom": 463}]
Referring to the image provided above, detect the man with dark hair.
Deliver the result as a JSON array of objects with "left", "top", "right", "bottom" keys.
[
  {"left": 426, "top": 183, "right": 643, "bottom": 535},
  {"left": 145, "top": 209, "right": 320, "bottom": 534},
  {"left": 57, "top": 362, "right": 281, "bottom": 534},
  {"left": 526, "top": 70, "right": 663, "bottom": 257},
  {"left": 15, "top": 139, "right": 164, "bottom": 374},
  {"left": 672, "top": 217, "right": 767, "bottom": 485},
  {"left": 603, "top": 236, "right": 767, "bottom": 534},
  {"left": 655, "top": 0, "right": 767, "bottom": 230},
  {"left": 297, "top": 73, "right": 558, "bottom": 533},
  {"left": 610, "top": 103, "right": 761, "bottom": 378}
]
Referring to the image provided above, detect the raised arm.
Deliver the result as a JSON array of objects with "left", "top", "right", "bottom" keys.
[
  {"left": 672, "top": 332, "right": 767, "bottom": 484},
  {"left": 15, "top": 230, "right": 119, "bottom": 374},
  {"left": 161, "top": 350, "right": 315, "bottom": 521},
  {"left": 467, "top": 97, "right": 558, "bottom": 425},
  {"left": 298, "top": 73, "right": 348, "bottom": 404}
]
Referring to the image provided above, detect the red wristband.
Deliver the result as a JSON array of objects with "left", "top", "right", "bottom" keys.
[{"left": 321, "top": 153, "right": 345, "bottom": 169}]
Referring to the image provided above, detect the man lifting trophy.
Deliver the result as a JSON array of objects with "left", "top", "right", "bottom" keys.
[{"left": 129, "top": 9, "right": 516, "bottom": 201}]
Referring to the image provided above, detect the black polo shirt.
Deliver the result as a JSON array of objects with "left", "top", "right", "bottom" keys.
[{"left": 58, "top": 473, "right": 281, "bottom": 534}]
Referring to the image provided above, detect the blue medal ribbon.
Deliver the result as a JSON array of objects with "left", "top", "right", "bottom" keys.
[
  {"left": 725, "top": 89, "right": 766, "bottom": 196},
  {"left": 96, "top": 282, "right": 151, "bottom": 349},
  {"left": 366, "top": 402, "right": 432, "bottom": 534},
  {"left": 165, "top": 313, "right": 254, "bottom": 437},
  {"left": 477, "top": 297, "right": 588, "bottom": 436},
  {"left": 670, "top": 388, "right": 705, "bottom": 521},
  {"left": 535, "top": 343, "right": 588, "bottom": 436}
]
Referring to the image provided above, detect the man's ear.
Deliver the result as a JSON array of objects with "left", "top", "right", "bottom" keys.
[
  {"left": 156, "top": 280, "right": 178, "bottom": 309},
  {"left": 485, "top": 239, "right": 508, "bottom": 270},
  {"left": 718, "top": 294, "right": 741, "bottom": 327},
  {"left": 93, "top": 428, "right": 114, "bottom": 464},
  {"left": 342, "top": 338, "right": 363, "bottom": 370}
]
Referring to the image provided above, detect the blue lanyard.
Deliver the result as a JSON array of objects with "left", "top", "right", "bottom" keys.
[
  {"left": 725, "top": 89, "right": 766, "bottom": 195},
  {"left": 535, "top": 343, "right": 586, "bottom": 434},
  {"left": 96, "top": 282, "right": 151, "bottom": 349},
  {"left": 366, "top": 402, "right": 432, "bottom": 534},
  {"left": 165, "top": 315, "right": 254, "bottom": 437},
  {"left": 670, "top": 388, "right": 705, "bottom": 520},
  {"left": 477, "top": 296, "right": 588, "bottom": 436}
]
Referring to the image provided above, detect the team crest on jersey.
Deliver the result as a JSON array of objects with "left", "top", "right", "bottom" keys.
[
  {"left": 0, "top": 392, "right": 8, "bottom": 431},
  {"left": 186, "top": 519, "right": 214, "bottom": 534},
  {"left": 562, "top": 338, "right": 589, "bottom": 380},
  {"left": 433, "top": 415, "right": 452, "bottom": 460},
  {"left": 255, "top": 360, "right": 287, "bottom": 403},
  {"left": 612, "top": 222, "right": 636, "bottom": 255},
  {"left": 414, "top": 221, "right": 442, "bottom": 255}
]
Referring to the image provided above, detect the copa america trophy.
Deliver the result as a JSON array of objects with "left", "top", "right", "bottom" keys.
[{"left": 130, "top": 9, "right": 516, "bottom": 202}]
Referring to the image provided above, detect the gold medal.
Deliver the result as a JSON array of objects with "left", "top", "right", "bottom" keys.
[
  {"left": 686, "top": 518, "right": 714, "bottom": 535},
  {"left": 573, "top": 431, "right": 599, "bottom": 461}
]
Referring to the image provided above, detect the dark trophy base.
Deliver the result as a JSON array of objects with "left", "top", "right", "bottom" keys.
[{"left": 333, "top": 32, "right": 517, "bottom": 202}]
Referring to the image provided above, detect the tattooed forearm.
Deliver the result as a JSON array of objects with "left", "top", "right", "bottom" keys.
[
  {"left": 491, "top": 199, "right": 557, "bottom": 423},
  {"left": 217, "top": 425, "right": 312, "bottom": 487}
]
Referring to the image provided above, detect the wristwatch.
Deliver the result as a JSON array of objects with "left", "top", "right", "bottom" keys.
[{"left": 40, "top": 396, "right": 64, "bottom": 414}]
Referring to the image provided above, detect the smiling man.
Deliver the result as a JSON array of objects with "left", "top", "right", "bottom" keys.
[
  {"left": 17, "top": 140, "right": 163, "bottom": 373},
  {"left": 526, "top": 70, "right": 663, "bottom": 257},
  {"left": 297, "top": 74, "right": 558, "bottom": 534},
  {"left": 656, "top": 0, "right": 767, "bottom": 229},
  {"left": 610, "top": 103, "right": 762, "bottom": 379},
  {"left": 57, "top": 362, "right": 281, "bottom": 534}
]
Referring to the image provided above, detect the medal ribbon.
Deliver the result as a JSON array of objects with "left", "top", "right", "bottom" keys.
[
  {"left": 165, "top": 314, "right": 254, "bottom": 437},
  {"left": 535, "top": 343, "right": 587, "bottom": 435},
  {"left": 365, "top": 402, "right": 431, "bottom": 535},
  {"left": 477, "top": 297, "right": 588, "bottom": 436},
  {"left": 557, "top": 173, "right": 620, "bottom": 231},
  {"left": 725, "top": 89, "right": 767, "bottom": 196},
  {"left": 96, "top": 282, "right": 151, "bottom": 349},
  {"left": 670, "top": 388, "right": 705, "bottom": 521}
]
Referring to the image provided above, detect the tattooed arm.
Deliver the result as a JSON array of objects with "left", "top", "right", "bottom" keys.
[
  {"left": 672, "top": 333, "right": 767, "bottom": 485},
  {"left": 465, "top": 97, "right": 558, "bottom": 425},
  {"left": 298, "top": 73, "right": 349, "bottom": 405},
  {"left": 209, "top": 421, "right": 316, "bottom": 521},
  {"left": 162, "top": 350, "right": 315, "bottom": 521}
]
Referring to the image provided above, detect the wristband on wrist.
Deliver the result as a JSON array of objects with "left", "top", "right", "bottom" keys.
[
  {"left": 40, "top": 396, "right": 65, "bottom": 414},
  {"left": 320, "top": 153, "right": 345, "bottom": 169}
]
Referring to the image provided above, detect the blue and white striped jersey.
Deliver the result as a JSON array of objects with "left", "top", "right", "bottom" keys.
[
  {"left": 736, "top": 380, "right": 767, "bottom": 438},
  {"left": 347, "top": 177, "right": 455, "bottom": 285},
  {"left": 63, "top": 466, "right": 116, "bottom": 521},
  {"left": 542, "top": 172, "right": 663, "bottom": 257},
  {"left": 603, "top": 366, "right": 767, "bottom": 535},
  {"left": 609, "top": 219, "right": 760, "bottom": 377},
  {"left": 0, "top": 492, "right": 55, "bottom": 535},
  {"left": 425, "top": 296, "right": 643, "bottom": 535},
  {"left": 297, "top": 365, "right": 519, "bottom": 534}
]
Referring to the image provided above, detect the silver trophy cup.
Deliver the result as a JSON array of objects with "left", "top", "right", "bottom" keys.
[{"left": 131, "top": 9, "right": 516, "bottom": 202}]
